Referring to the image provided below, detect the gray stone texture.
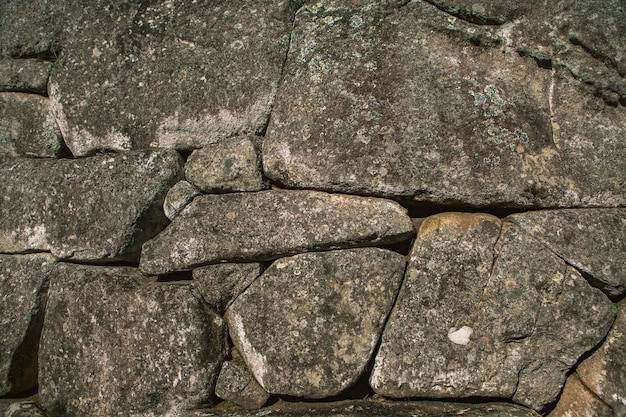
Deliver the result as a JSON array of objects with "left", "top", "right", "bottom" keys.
[
  {"left": 185, "top": 136, "right": 266, "bottom": 193},
  {"left": 548, "top": 374, "right": 613, "bottom": 417},
  {"left": 0, "top": 93, "right": 64, "bottom": 158},
  {"left": 214, "top": 361, "right": 269, "bottom": 410},
  {"left": 225, "top": 248, "right": 406, "bottom": 399},
  {"left": 163, "top": 180, "right": 201, "bottom": 221},
  {"left": 0, "top": 254, "right": 55, "bottom": 396},
  {"left": 0, "top": 149, "right": 182, "bottom": 262},
  {"left": 371, "top": 214, "right": 616, "bottom": 410},
  {"left": 507, "top": 209, "right": 626, "bottom": 298},
  {"left": 0, "top": 60, "right": 51, "bottom": 94},
  {"left": 1, "top": 402, "right": 48, "bottom": 417},
  {"left": 44, "top": 0, "right": 296, "bottom": 156},
  {"left": 193, "top": 263, "right": 261, "bottom": 314},
  {"left": 39, "top": 263, "right": 228, "bottom": 417},
  {"left": 139, "top": 190, "right": 414, "bottom": 275},
  {"left": 577, "top": 300, "right": 626, "bottom": 416},
  {"left": 263, "top": 0, "right": 625, "bottom": 208},
  {"left": 194, "top": 400, "right": 538, "bottom": 417}
]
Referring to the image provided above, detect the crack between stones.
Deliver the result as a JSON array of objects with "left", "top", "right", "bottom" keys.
[{"left": 420, "top": 0, "right": 504, "bottom": 26}]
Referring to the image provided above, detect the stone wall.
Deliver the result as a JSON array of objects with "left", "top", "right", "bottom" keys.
[{"left": 0, "top": 1, "right": 624, "bottom": 416}]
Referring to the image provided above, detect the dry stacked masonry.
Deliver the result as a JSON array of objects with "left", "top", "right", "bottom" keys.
[{"left": 0, "top": 0, "right": 625, "bottom": 417}]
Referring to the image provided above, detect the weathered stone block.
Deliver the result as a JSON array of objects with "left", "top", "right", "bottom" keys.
[
  {"left": 0, "top": 59, "right": 52, "bottom": 94},
  {"left": 508, "top": 209, "right": 626, "bottom": 298},
  {"left": 163, "top": 180, "right": 201, "bottom": 221},
  {"left": 577, "top": 300, "right": 626, "bottom": 416},
  {"left": 0, "top": 93, "right": 64, "bottom": 158},
  {"left": 39, "top": 263, "right": 228, "bottom": 417},
  {"left": 185, "top": 136, "right": 266, "bottom": 193},
  {"left": 0, "top": 254, "right": 55, "bottom": 396},
  {"left": 192, "top": 399, "right": 539, "bottom": 417},
  {"left": 47, "top": 0, "right": 296, "bottom": 156},
  {"left": 547, "top": 373, "right": 613, "bottom": 417},
  {"left": 139, "top": 190, "right": 414, "bottom": 275},
  {"left": 371, "top": 214, "right": 616, "bottom": 410},
  {"left": 193, "top": 263, "right": 261, "bottom": 314},
  {"left": 263, "top": 0, "right": 625, "bottom": 208},
  {"left": 225, "top": 248, "right": 405, "bottom": 398},
  {"left": 214, "top": 361, "right": 269, "bottom": 410},
  {"left": 0, "top": 149, "right": 182, "bottom": 262}
]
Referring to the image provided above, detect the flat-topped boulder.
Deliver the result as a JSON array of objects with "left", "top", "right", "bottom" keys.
[
  {"left": 507, "top": 209, "right": 626, "bottom": 298},
  {"left": 263, "top": 0, "right": 625, "bottom": 208},
  {"left": 46, "top": 0, "right": 296, "bottom": 156},
  {"left": 139, "top": 190, "right": 414, "bottom": 275},
  {"left": 225, "top": 248, "right": 405, "bottom": 398},
  {"left": 0, "top": 149, "right": 182, "bottom": 262},
  {"left": 39, "top": 263, "right": 228, "bottom": 417},
  {"left": 371, "top": 214, "right": 616, "bottom": 411}
]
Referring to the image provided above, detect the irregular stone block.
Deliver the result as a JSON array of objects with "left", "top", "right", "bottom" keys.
[
  {"left": 508, "top": 209, "right": 626, "bottom": 298},
  {"left": 0, "top": 93, "right": 64, "bottom": 158},
  {"left": 47, "top": 1, "right": 296, "bottom": 156},
  {"left": 185, "top": 136, "right": 266, "bottom": 193},
  {"left": 577, "top": 300, "right": 626, "bottom": 416},
  {"left": 193, "top": 263, "right": 261, "bottom": 314},
  {"left": 140, "top": 190, "right": 414, "bottom": 275},
  {"left": 0, "top": 0, "right": 67, "bottom": 59},
  {"left": 192, "top": 400, "right": 538, "bottom": 417},
  {"left": 0, "top": 59, "right": 52, "bottom": 94},
  {"left": 215, "top": 361, "right": 269, "bottom": 410},
  {"left": 0, "top": 254, "right": 55, "bottom": 396},
  {"left": 547, "top": 374, "right": 613, "bottom": 417},
  {"left": 263, "top": 1, "right": 625, "bottom": 208},
  {"left": 0, "top": 149, "right": 182, "bottom": 262},
  {"left": 39, "top": 263, "right": 228, "bottom": 417},
  {"left": 371, "top": 214, "right": 616, "bottom": 411},
  {"left": 163, "top": 180, "right": 201, "bottom": 221},
  {"left": 225, "top": 248, "right": 405, "bottom": 399}
]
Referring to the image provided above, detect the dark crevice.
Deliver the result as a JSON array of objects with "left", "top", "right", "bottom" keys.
[
  {"left": 58, "top": 258, "right": 140, "bottom": 268},
  {"left": 398, "top": 199, "right": 529, "bottom": 220},
  {"left": 155, "top": 270, "right": 193, "bottom": 282},
  {"left": 376, "top": 237, "right": 414, "bottom": 257},
  {"left": 517, "top": 50, "right": 553, "bottom": 70},
  {"left": 177, "top": 148, "right": 194, "bottom": 160},
  {"left": 422, "top": 0, "right": 506, "bottom": 26}
]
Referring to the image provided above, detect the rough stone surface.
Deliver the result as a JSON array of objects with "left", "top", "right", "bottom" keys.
[
  {"left": 46, "top": 0, "right": 296, "bottom": 156},
  {"left": 140, "top": 190, "right": 414, "bottom": 275},
  {"left": 371, "top": 214, "right": 616, "bottom": 410},
  {"left": 1, "top": 402, "right": 48, "bottom": 417},
  {"left": 194, "top": 400, "right": 538, "bottom": 417},
  {"left": 548, "top": 374, "right": 613, "bottom": 417},
  {"left": 0, "top": 0, "right": 67, "bottom": 59},
  {"left": 0, "top": 93, "right": 65, "bottom": 158},
  {"left": 185, "top": 136, "right": 266, "bottom": 193},
  {"left": 225, "top": 248, "right": 405, "bottom": 398},
  {"left": 193, "top": 263, "right": 261, "bottom": 314},
  {"left": 214, "top": 361, "right": 269, "bottom": 410},
  {"left": 423, "top": 0, "right": 529, "bottom": 25},
  {"left": 577, "top": 300, "right": 626, "bottom": 416},
  {"left": 39, "top": 263, "right": 228, "bottom": 417},
  {"left": 0, "top": 149, "right": 182, "bottom": 262},
  {"left": 163, "top": 180, "right": 201, "bottom": 221},
  {"left": 263, "top": 0, "right": 625, "bottom": 208},
  {"left": 0, "top": 254, "right": 55, "bottom": 396},
  {"left": 0, "top": 59, "right": 52, "bottom": 94},
  {"left": 508, "top": 209, "right": 626, "bottom": 298}
]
